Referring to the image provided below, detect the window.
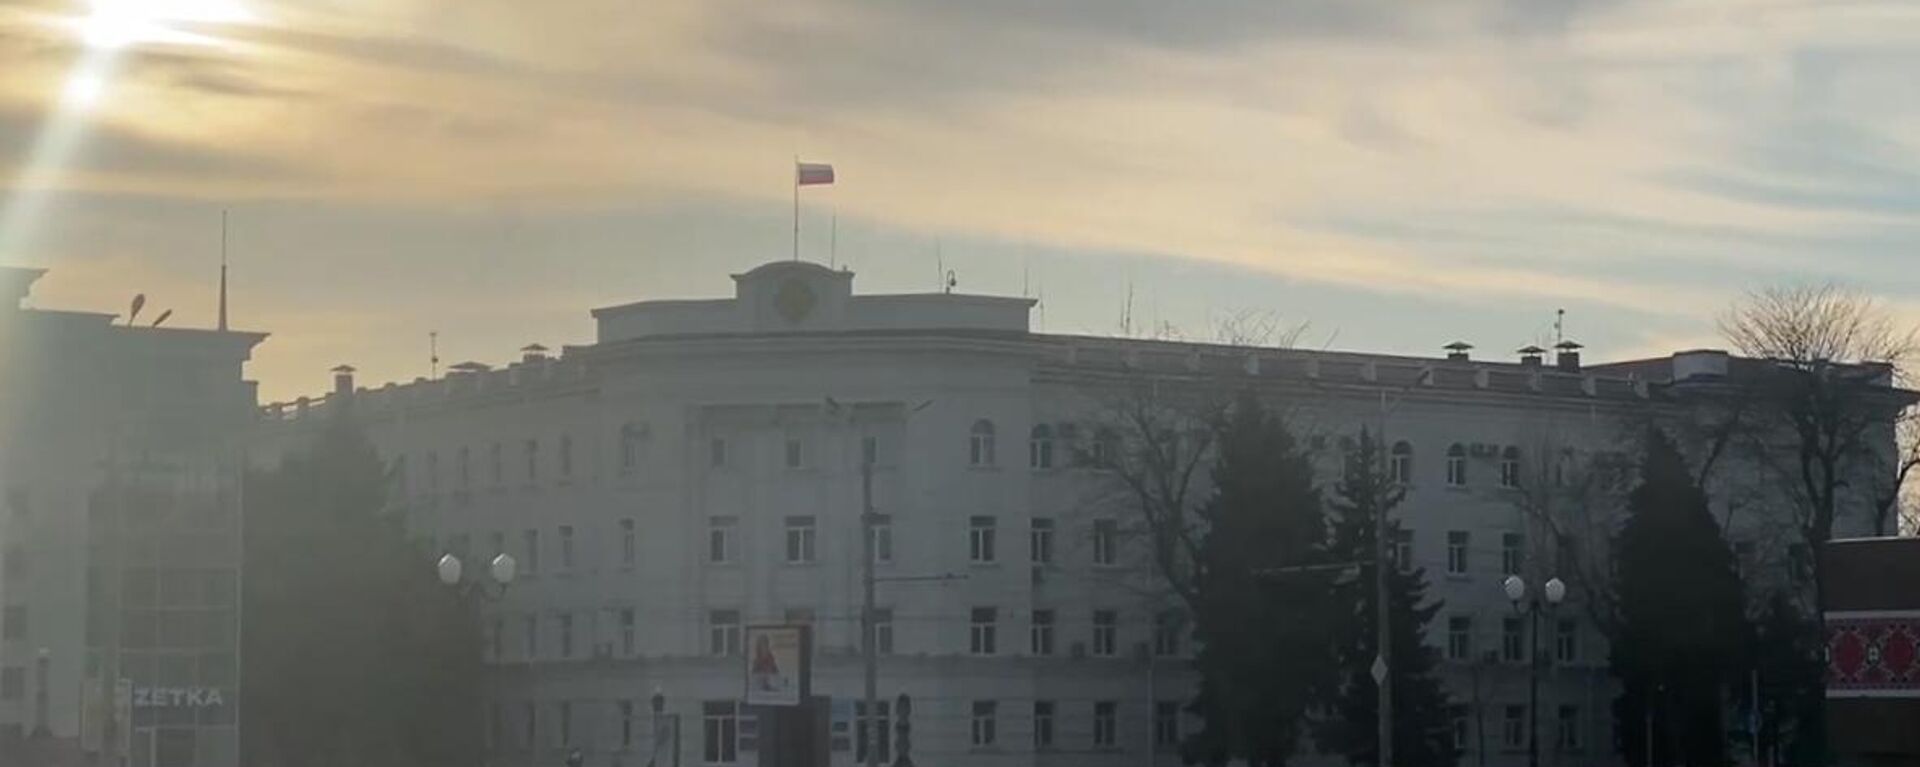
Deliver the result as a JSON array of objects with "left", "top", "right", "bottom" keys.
[
  {"left": 866, "top": 515, "right": 893, "bottom": 564},
  {"left": 620, "top": 700, "right": 636, "bottom": 748},
  {"left": 1029, "top": 424, "right": 1054, "bottom": 469},
  {"left": 1389, "top": 441, "right": 1413, "bottom": 483},
  {"left": 1393, "top": 529, "right": 1413, "bottom": 573},
  {"left": 559, "top": 434, "right": 574, "bottom": 478},
  {"left": 1030, "top": 518, "right": 1055, "bottom": 565},
  {"left": 862, "top": 435, "right": 879, "bottom": 466},
  {"left": 855, "top": 700, "right": 892, "bottom": 765},
  {"left": 1446, "top": 530, "right": 1469, "bottom": 575},
  {"left": 970, "top": 607, "right": 998, "bottom": 655},
  {"left": 620, "top": 608, "right": 636, "bottom": 656},
  {"left": 1450, "top": 705, "right": 1470, "bottom": 751},
  {"left": 0, "top": 667, "right": 21, "bottom": 700},
  {"left": 1502, "top": 617, "right": 1524, "bottom": 663},
  {"left": 1447, "top": 616, "right": 1472, "bottom": 661},
  {"left": 620, "top": 519, "right": 636, "bottom": 567},
  {"left": 1154, "top": 700, "right": 1180, "bottom": 747},
  {"left": 784, "top": 516, "right": 816, "bottom": 564},
  {"left": 969, "top": 516, "right": 997, "bottom": 563},
  {"left": 969, "top": 419, "right": 996, "bottom": 467},
  {"left": 708, "top": 610, "right": 742, "bottom": 656},
  {"left": 620, "top": 423, "right": 644, "bottom": 474},
  {"left": 1556, "top": 618, "right": 1578, "bottom": 664},
  {"left": 559, "top": 525, "right": 576, "bottom": 570},
  {"left": 1440, "top": 444, "right": 1468, "bottom": 487},
  {"left": 708, "top": 517, "right": 736, "bottom": 564},
  {"left": 871, "top": 608, "right": 894, "bottom": 655},
  {"left": 970, "top": 701, "right": 997, "bottom": 747},
  {"left": 1092, "top": 519, "right": 1118, "bottom": 566},
  {"left": 703, "top": 700, "right": 739, "bottom": 764},
  {"left": 784, "top": 437, "right": 804, "bottom": 469},
  {"left": 559, "top": 700, "right": 574, "bottom": 746},
  {"left": 1499, "top": 446, "right": 1521, "bottom": 488},
  {"left": 1501, "top": 532, "right": 1524, "bottom": 576},
  {"left": 1092, "top": 610, "right": 1118, "bottom": 657},
  {"left": 491, "top": 442, "right": 504, "bottom": 485},
  {"left": 524, "top": 615, "right": 539, "bottom": 659},
  {"left": 1556, "top": 704, "right": 1581, "bottom": 751},
  {"left": 1033, "top": 701, "right": 1055, "bottom": 749},
  {"left": 709, "top": 437, "right": 728, "bottom": 469},
  {"left": 525, "top": 438, "right": 539, "bottom": 483},
  {"left": 1031, "top": 610, "right": 1056, "bottom": 655},
  {"left": 1093, "top": 701, "right": 1117, "bottom": 748},
  {"left": 1153, "top": 610, "right": 1183, "bottom": 657},
  {"left": 1089, "top": 427, "right": 1117, "bottom": 467},
  {"left": 523, "top": 530, "right": 540, "bottom": 574},
  {"left": 1503, "top": 705, "right": 1525, "bottom": 749},
  {"left": 458, "top": 446, "right": 472, "bottom": 489},
  {"left": 557, "top": 613, "right": 574, "bottom": 658}
]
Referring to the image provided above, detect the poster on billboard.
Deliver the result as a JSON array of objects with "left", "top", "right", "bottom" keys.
[{"left": 744, "top": 624, "right": 810, "bottom": 707}]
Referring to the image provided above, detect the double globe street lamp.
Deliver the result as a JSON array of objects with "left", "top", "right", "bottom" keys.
[
  {"left": 438, "top": 553, "right": 526, "bottom": 767},
  {"left": 1502, "top": 574, "right": 1565, "bottom": 767}
]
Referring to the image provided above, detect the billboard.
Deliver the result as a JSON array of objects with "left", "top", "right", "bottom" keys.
[{"left": 744, "top": 625, "right": 810, "bottom": 707}]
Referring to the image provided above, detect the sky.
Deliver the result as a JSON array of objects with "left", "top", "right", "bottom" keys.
[{"left": 4, "top": 0, "right": 1920, "bottom": 401}]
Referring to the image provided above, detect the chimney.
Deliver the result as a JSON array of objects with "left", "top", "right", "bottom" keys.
[
  {"left": 331, "top": 364, "right": 356, "bottom": 397},
  {"left": 1443, "top": 341, "right": 1473, "bottom": 362},
  {"left": 521, "top": 343, "right": 550, "bottom": 365},
  {"left": 1517, "top": 345, "right": 1546, "bottom": 368},
  {"left": 1555, "top": 341, "right": 1583, "bottom": 372}
]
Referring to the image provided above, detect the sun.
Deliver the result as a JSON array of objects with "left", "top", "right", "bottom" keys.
[{"left": 75, "top": 0, "right": 254, "bottom": 50}]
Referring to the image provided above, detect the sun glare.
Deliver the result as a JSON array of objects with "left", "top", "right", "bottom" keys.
[{"left": 76, "top": 0, "right": 254, "bottom": 49}]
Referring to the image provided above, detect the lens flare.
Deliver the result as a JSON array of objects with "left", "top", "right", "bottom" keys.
[{"left": 76, "top": 0, "right": 254, "bottom": 49}]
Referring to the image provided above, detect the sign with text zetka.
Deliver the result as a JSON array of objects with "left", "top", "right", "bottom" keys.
[
  {"left": 133, "top": 687, "right": 227, "bottom": 708},
  {"left": 1826, "top": 611, "right": 1920, "bottom": 698},
  {"left": 743, "top": 625, "right": 810, "bottom": 707}
]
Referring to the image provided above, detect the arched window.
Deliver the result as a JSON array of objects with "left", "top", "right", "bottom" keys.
[
  {"left": 1091, "top": 427, "right": 1119, "bottom": 468},
  {"left": 970, "top": 419, "right": 997, "bottom": 467},
  {"left": 619, "top": 422, "right": 647, "bottom": 474},
  {"left": 1499, "top": 446, "right": 1522, "bottom": 489},
  {"left": 1029, "top": 424, "right": 1055, "bottom": 470},
  {"left": 1390, "top": 441, "right": 1413, "bottom": 484},
  {"left": 1445, "top": 443, "right": 1468, "bottom": 487}
]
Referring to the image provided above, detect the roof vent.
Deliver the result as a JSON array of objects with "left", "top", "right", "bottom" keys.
[
  {"left": 1444, "top": 341, "right": 1473, "bottom": 362},
  {"left": 521, "top": 343, "right": 550, "bottom": 364},
  {"left": 1554, "top": 341, "right": 1584, "bottom": 372},
  {"left": 1518, "top": 345, "right": 1546, "bottom": 368},
  {"left": 331, "top": 364, "right": 356, "bottom": 397}
]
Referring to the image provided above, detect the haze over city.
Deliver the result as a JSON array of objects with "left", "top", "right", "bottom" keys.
[{"left": 6, "top": 0, "right": 1920, "bottom": 398}]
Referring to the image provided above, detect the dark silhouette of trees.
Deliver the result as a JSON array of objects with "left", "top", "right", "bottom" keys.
[
  {"left": 1183, "top": 394, "right": 1339, "bottom": 767},
  {"left": 1611, "top": 430, "right": 1748, "bottom": 767},
  {"left": 1319, "top": 429, "right": 1457, "bottom": 767},
  {"left": 241, "top": 418, "right": 484, "bottom": 767}
]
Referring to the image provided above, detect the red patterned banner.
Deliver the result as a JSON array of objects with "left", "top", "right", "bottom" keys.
[{"left": 1828, "top": 611, "right": 1920, "bottom": 698}]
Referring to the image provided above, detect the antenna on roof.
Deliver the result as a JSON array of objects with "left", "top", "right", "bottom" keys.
[
  {"left": 1122, "top": 279, "right": 1135, "bottom": 337},
  {"left": 945, "top": 269, "right": 957, "bottom": 294},
  {"left": 1554, "top": 308, "right": 1565, "bottom": 347},
  {"left": 429, "top": 331, "right": 440, "bottom": 379},
  {"left": 935, "top": 240, "right": 944, "bottom": 291},
  {"left": 218, "top": 209, "right": 229, "bottom": 331}
]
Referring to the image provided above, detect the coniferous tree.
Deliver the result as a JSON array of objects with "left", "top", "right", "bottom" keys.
[
  {"left": 1183, "top": 394, "right": 1339, "bottom": 767},
  {"left": 1319, "top": 429, "right": 1456, "bottom": 767},
  {"left": 242, "top": 417, "right": 485, "bottom": 767},
  {"left": 1611, "top": 429, "right": 1748, "bottom": 767}
]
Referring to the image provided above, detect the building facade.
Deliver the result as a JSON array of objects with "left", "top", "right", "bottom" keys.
[
  {"left": 0, "top": 266, "right": 263, "bottom": 767},
  {"left": 257, "top": 260, "right": 1896, "bottom": 767}
]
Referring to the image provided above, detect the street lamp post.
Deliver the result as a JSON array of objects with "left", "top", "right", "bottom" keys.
[
  {"left": 439, "top": 552, "right": 520, "bottom": 767},
  {"left": 1502, "top": 575, "right": 1565, "bottom": 767}
]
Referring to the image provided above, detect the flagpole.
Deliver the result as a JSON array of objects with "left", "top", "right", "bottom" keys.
[{"left": 792, "top": 158, "right": 800, "bottom": 262}]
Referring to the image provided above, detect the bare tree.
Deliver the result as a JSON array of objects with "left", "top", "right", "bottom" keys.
[
  {"left": 1719, "top": 283, "right": 1919, "bottom": 544},
  {"left": 1505, "top": 423, "right": 1637, "bottom": 636}
]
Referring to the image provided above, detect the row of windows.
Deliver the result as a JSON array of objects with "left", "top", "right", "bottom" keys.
[
  {"left": 1444, "top": 614, "right": 1581, "bottom": 664},
  {"left": 1377, "top": 441, "right": 1527, "bottom": 489},
  {"left": 488, "top": 697, "right": 1181, "bottom": 763},
  {"left": 482, "top": 606, "right": 1186, "bottom": 661},
  {"left": 970, "top": 420, "right": 1118, "bottom": 470},
  {"left": 438, "top": 516, "right": 1122, "bottom": 574},
  {"left": 1452, "top": 703, "right": 1587, "bottom": 753}
]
